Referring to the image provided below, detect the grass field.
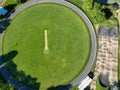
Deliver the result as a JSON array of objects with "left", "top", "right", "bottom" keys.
[
  {"left": 118, "top": 37, "right": 120, "bottom": 89},
  {"left": 2, "top": 3, "right": 91, "bottom": 90},
  {"left": 3, "top": 0, "right": 16, "bottom": 6}
]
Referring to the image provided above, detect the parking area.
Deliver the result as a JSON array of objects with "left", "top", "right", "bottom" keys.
[{"left": 90, "top": 26, "right": 118, "bottom": 90}]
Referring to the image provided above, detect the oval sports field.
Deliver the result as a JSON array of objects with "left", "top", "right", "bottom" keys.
[{"left": 0, "top": 0, "right": 97, "bottom": 90}]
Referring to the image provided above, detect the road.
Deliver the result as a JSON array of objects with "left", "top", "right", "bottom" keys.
[{"left": 0, "top": 0, "right": 97, "bottom": 89}]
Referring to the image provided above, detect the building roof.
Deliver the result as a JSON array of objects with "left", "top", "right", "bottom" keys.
[
  {"left": 78, "top": 76, "right": 92, "bottom": 90},
  {"left": 99, "top": 74, "right": 109, "bottom": 88},
  {"left": 99, "top": 26, "right": 109, "bottom": 36},
  {"left": 99, "top": 26, "right": 118, "bottom": 37},
  {"left": 0, "top": 7, "right": 8, "bottom": 15},
  {"left": 108, "top": 28, "right": 118, "bottom": 37}
]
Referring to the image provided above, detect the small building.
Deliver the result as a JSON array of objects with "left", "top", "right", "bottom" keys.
[
  {"left": 0, "top": 7, "right": 8, "bottom": 15},
  {"left": 99, "top": 26, "right": 118, "bottom": 37},
  {"left": 78, "top": 72, "right": 94, "bottom": 90},
  {"left": 99, "top": 74, "right": 109, "bottom": 88}
]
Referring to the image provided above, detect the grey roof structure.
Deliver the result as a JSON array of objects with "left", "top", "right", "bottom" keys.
[
  {"left": 99, "top": 26, "right": 118, "bottom": 37},
  {"left": 99, "top": 26, "right": 109, "bottom": 36},
  {"left": 108, "top": 28, "right": 118, "bottom": 37},
  {"left": 99, "top": 74, "right": 109, "bottom": 88}
]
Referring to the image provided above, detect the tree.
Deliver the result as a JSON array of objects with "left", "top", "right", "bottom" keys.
[
  {"left": 82, "top": 1, "right": 92, "bottom": 11},
  {"left": 16, "top": 0, "right": 21, "bottom": 4},
  {"left": 0, "top": 73, "right": 14, "bottom": 90},
  {"left": 16, "top": 0, "right": 27, "bottom": 4}
]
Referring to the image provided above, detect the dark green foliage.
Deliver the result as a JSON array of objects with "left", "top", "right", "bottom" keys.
[
  {"left": 0, "top": 73, "right": 14, "bottom": 90},
  {"left": 4, "top": 4, "right": 17, "bottom": 12},
  {"left": 16, "top": 0, "right": 27, "bottom": 4},
  {"left": 101, "top": 8, "right": 113, "bottom": 19}
]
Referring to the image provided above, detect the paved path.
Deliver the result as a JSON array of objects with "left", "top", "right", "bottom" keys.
[{"left": 0, "top": 0, "right": 97, "bottom": 89}]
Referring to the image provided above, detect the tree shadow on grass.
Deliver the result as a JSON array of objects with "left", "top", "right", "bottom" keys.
[
  {"left": 47, "top": 84, "right": 72, "bottom": 90},
  {"left": 20, "top": 0, "right": 28, "bottom": 3},
  {"left": 2, "top": 50, "right": 40, "bottom": 90},
  {"left": 4, "top": 4, "right": 17, "bottom": 12},
  {"left": 101, "top": 8, "right": 113, "bottom": 19},
  {"left": 92, "top": 0, "right": 95, "bottom": 10}
]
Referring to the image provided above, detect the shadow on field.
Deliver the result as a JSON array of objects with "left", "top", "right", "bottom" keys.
[
  {"left": 47, "top": 84, "right": 72, "bottom": 90},
  {"left": 4, "top": 4, "right": 17, "bottom": 12},
  {"left": 2, "top": 50, "right": 40, "bottom": 90},
  {"left": 0, "top": 19, "right": 10, "bottom": 34},
  {"left": 20, "top": 0, "right": 28, "bottom": 3},
  {"left": 16, "top": 0, "right": 27, "bottom": 3}
]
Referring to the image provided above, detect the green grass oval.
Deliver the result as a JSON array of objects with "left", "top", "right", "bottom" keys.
[{"left": 2, "top": 3, "right": 91, "bottom": 90}]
